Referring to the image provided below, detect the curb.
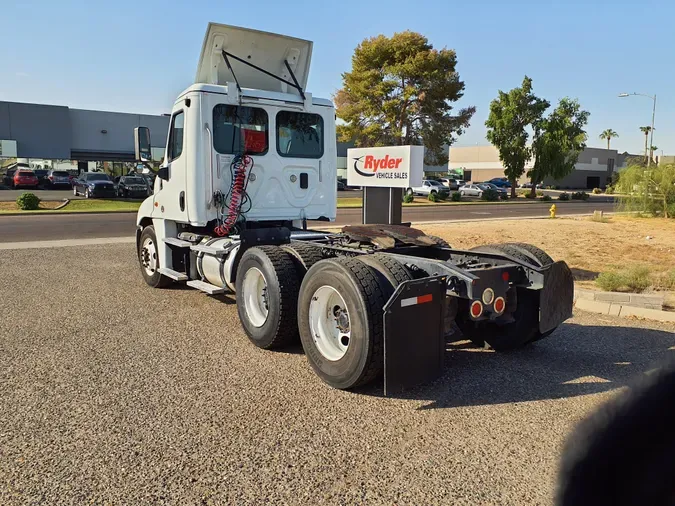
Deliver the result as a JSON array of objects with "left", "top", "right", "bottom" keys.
[
  {"left": 574, "top": 297, "right": 675, "bottom": 324},
  {"left": 54, "top": 199, "right": 70, "bottom": 210},
  {"left": 575, "top": 287, "right": 664, "bottom": 310}
]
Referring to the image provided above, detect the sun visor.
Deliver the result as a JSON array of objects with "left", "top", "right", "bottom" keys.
[{"left": 195, "top": 23, "right": 313, "bottom": 96}]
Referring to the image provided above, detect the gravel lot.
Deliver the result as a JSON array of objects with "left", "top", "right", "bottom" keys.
[{"left": 1, "top": 243, "right": 674, "bottom": 505}]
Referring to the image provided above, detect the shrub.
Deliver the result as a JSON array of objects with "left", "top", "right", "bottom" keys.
[
  {"left": 558, "top": 192, "right": 570, "bottom": 201},
  {"left": 536, "top": 190, "right": 544, "bottom": 197},
  {"left": 525, "top": 192, "right": 537, "bottom": 199},
  {"left": 402, "top": 192, "right": 414, "bottom": 204},
  {"left": 592, "top": 188, "right": 603, "bottom": 194},
  {"left": 481, "top": 188, "right": 500, "bottom": 201},
  {"left": 658, "top": 269, "right": 675, "bottom": 290},
  {"left": 605, "top": 185, "right": 614, "bottom": 195},
  {"left": 16, "top": 192, "right": 40, "bottom": 210},
  {"left": 436, "top": 191, "right": 448, "bottom": 201},
  {"left": 450, "top": 191, "right": 462, "bottom": 202},
  {"left": 541, "top": 195, "right": 552, "bottom": 201},
  {"left": 571, "top": 191, "right": 589, "bottom": 201},
  {"left": 595, "top": 265, "right": 653, "bottom": 293},
  {"left": 428, "top": 191, "right": 440, "bottom": 202}
]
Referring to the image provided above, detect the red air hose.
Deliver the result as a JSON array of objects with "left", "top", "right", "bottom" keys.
[{"left": 215, "top": 154, "right": 252, "bottom": 236}]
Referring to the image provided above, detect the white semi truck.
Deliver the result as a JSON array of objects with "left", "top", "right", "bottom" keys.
[{"left": 134, "top": 23, "right": 574, "bottom": 394}]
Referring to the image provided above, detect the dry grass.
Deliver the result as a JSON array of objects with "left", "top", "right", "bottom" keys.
[
  {"left": 0, "top": 200, "right": 64, "bottom": 211},
  {"left": 418, "top": 216, "right": 675, "bottom": 303}
]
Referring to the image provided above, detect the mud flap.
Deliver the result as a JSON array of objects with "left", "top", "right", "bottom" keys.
[
  {"left": 383, "top": 276, "right": 447, "bottom": 396},
  {"left": 539, "top": 261, "right": 575, "bottom": 333}
]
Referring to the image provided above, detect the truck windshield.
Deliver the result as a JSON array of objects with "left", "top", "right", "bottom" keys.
[
  {"left": 213, "top": 105, "right": 269, "bottom": 155},
  {"left": 277, "top": 111, "right": 323, "bottom": 159}
]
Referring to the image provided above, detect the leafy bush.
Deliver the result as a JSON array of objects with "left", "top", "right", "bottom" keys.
[
  {"left": 525, "top": 192, "right": 537, "bottom": 199},
  {"left": 436, "top": 191, "right": 448, "bottom": 201},
  {"left": 658, "top": 269, "right": 675, "bottom": 290},
  {"left": 450, "top": 191, "right": 462, "bottom": 202},
  {"left": 481, "top": 188, "right": 500, "bottom": 201},
  {"left": 571, "top": 191, "right": 589, "bottom": 201},
  {"left": 403, "top": 192, "right": 414, "bottom": 204},
  {"left": 541, "top": 195, "right": 552, "bottom": 201},
  {"left": 536, "top": 190, "right": 544, "bottom": 197},
  {"left": 16, "top": 192, "right": 40, "bottom": 210},
  {"left": 592, "top": 188, "right": 602, "bottom": 194},
  {"left": 428, "top": 191, "right": 440, "bottom": 202},
  {"left": 595, "top": 265, "right": 653, "bottom": 293},
  {"left": 605, "top": 185, "right": 614, "bottom": 195},
  {"left": 558, "top": 192, "right": 570, "bottom": 201},
  {"left": 615, "top": 163, "right": 675, "bottom": 218}
]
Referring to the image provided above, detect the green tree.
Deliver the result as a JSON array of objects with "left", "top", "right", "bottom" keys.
[
  {"left": 528, "top": 98, "right": 590, "bottom": 195},
  {"left": 640, "top": 126, "right": 652, "bottom": 161},
  {"left": 616, "top": 163, "right": 675, "bottom": 218},
  {"left": 485, "top": 76, "right": 549, "bottom": 197},
  {"left": 599, "top": 128, "right": 618, "bottom": 150},
  {"left": 334, "top": 31, "right": 475, "bottom": 165},
  {"left": 650, "top": 145, "right": 658, "bottom": 161}
]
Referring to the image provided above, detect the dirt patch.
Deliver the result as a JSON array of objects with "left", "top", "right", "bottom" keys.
[
  {"left": 0, "top": 200, "right": 65, "bottom": 211},
  {"left": 418, "top": 216, "right": 675, "bottom": 304}
]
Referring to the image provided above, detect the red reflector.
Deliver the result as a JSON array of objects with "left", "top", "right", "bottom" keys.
[
  {"left": 494, "top": 297, "right": 506, "bottom": 314},
  {"left": 417, "top": 294, "right": 433, "bottom": 304},
  {"left": 470, "top": 301, "right": 483, "bottom": 318},
  {"left": 502, "top": 272, "right": 510, "bottom": 282}
]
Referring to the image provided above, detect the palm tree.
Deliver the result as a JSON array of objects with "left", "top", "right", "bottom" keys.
[
  {"left": 599, "top": 129, "right": 619, "bottom": 150},
  {"left": 650, "top": 145, "right": 658, "bottom": 162},
  {"left": 640, "top": 126, "right": 652, "bottom": 161}
]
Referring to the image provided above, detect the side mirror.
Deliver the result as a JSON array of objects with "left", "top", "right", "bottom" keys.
[
  {"left": 157, "top": 166, "right": 169, "bottom": 181},
  {"left": 134, "top": 126, "right": 152, "bottom": 162}
]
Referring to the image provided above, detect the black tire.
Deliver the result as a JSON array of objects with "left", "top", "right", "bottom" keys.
[
  {"left": 298, "top": 257, "right": 388, "bottom": 389},
  {"left": 281, "top": 242, "right": 324, "bottom": 278},
  {"left": 235, "top": 246, "right": 300, "bottom": 350},
  {"left": 427, "top": 235, "right": 451, "bottom": 248},
  {"left": 138, "top": 225, "right": 172, "bottom": 288},
  {"left": 506, "top": 242, "right": 554, "bottom": 266},
  {"left": 357, "top": 253, "right": 412, "bottom": 292}
]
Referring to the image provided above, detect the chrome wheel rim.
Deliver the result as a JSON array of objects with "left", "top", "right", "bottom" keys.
[
  {"left": 242, "top": 267, "right": 269, "bottom": 328},
  {"left": 309, "top": 285, "right": 351, "bottom": 361},
  {"left": 140, "top": 237, "right": 158, "bottom": 276}
]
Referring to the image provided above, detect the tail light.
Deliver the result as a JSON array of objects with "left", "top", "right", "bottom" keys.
[
  {"left": 493, "top": 297, "right": 506, "bottom": 315},
  {"left": 470, "top": 300, "right": 484, "bottom": 318}
]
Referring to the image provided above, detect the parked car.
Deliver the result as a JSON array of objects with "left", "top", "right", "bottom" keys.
[
  {"left": 13, "top": 169, "right": 40, "bottom": 189},
  {"left": 72, "top": 172, "right": 116, "bottom": 198},
  {"left": 33, "top": 169, "right": 49, "bottom": 187},
  {"left": 459, "top": 183, "right": 484, "bottom": 197},
  {"left": 480, "top": 182, "right": 509, "bottom": 198},
  {"left": 337, "top": 180, "right": 346, "bottom": 191},
  {"left": 140, "top": 173, "right": 157, "bottom": 193},
  {"left": 519, "top": 181, "right": 544, "bottom": 189},
  {"left": 438, "top": 178, "right": 460, "bottom": 190},
  {"left": 117, "top": 175, "right": 150, "bottom": 198},
  {"left": 488, "top": 177, "right": 512, "bottom": 188},
  {"left": 46, "top": 169, "right": 72, "bottom": 188},
  {"left": 408, "top": 180, "right": 450, "bottom": 197}
]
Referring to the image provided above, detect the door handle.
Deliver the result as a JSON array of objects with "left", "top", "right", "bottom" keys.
[{"left": 179, "top": 191, "right": 185, "bottom": 212}]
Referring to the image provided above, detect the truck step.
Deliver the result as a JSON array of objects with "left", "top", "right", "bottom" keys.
[
  {"left": 186, "top": 279, "right": 227, "bottom": 294},
  {"left": 190, "top": 244, "right": 229, "bottom": 257},
  {"left": 164, "top": 237, "right": 193, "bottom": 248},
  {"left": 158, "top": 267, "right": 188, "bottom": 281}
]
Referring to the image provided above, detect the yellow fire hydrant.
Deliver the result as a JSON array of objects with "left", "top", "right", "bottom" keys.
[{"left": 549, "top": 204, "right": 557, "bottom": 219}]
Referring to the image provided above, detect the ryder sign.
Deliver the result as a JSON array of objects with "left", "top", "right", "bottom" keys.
[{"left": 347, "top": 145, "right": 424, "bottom": 188}]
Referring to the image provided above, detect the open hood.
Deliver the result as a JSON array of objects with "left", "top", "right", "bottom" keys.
[{"left": 195, "top": 23, "right": 313, "bottom": 96}]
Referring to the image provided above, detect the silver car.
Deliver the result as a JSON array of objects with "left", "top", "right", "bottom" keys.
[
  {"left": 459, "top": 183, "right": 484, "bottom": 197},
  {"left": 408, "top": 180, "right": 450, "bottom": 197},
  {"left": 479, "top": 182, "right": 509, "bottom": 198}
]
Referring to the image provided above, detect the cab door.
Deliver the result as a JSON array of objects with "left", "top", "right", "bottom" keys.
[{"left": 155, "top": 106, "right": 188, "bottom": 222}]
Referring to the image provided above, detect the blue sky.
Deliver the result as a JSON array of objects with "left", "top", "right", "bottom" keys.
[{"left": 3, "top": 0, "right": 673, "bottom": 155}]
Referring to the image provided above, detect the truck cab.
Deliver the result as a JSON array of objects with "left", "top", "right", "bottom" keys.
[{"left": 136, "top": 23, "right": 336, "bottom": 232}]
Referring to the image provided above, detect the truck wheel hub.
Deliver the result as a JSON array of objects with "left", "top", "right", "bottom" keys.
[
  {"left": 242, "top": 267, "right": 269, "bottom": 328},
  {"left": 309, "top": 286, "right": 351, "bottom": 361},
  {"left": 141, "top": 238, "right": 157, "bottom": 275}
]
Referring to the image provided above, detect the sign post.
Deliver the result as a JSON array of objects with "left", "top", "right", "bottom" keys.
[{"left": 346, "top": 145, "right": 424, "bottom": 225}]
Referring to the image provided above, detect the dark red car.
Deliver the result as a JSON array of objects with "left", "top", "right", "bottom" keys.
[{"left": 13, "top": 170, "right": 39, "bottom": 189}]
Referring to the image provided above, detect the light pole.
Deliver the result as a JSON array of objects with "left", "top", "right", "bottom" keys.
[{"left": 619, "top": 92, "right": 656, "bottom": 167}]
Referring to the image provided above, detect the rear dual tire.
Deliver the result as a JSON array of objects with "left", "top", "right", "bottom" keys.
[
  {"left": 298, "top": 255, "right": 411, "bottom": 389},
  {"left": 457, "top": 242, "right": 556, "bottom": 351}
]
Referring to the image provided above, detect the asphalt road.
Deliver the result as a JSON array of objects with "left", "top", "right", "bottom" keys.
[
  {"left": 0, "top": 201, "right": 615, "bottom": 243},
  {"left": 0, "top": 188, "right": 362, "bottom": 201},
  {"left": 1, "top": 242, "right": 673, "bottom": 504}
]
